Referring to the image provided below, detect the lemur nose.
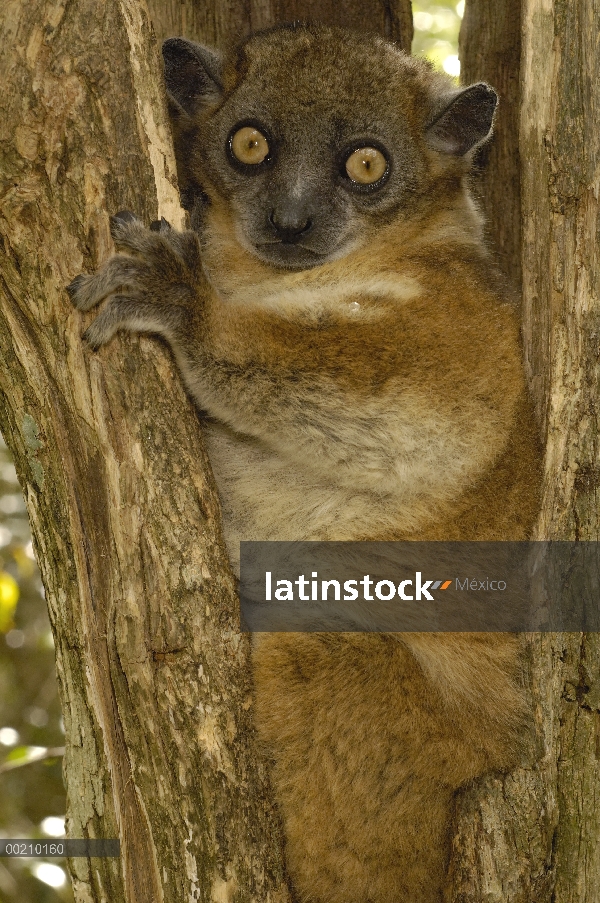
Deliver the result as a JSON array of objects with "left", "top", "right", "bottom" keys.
[{"left": 269, "top": 209, "right": 313, "bottom": 242}]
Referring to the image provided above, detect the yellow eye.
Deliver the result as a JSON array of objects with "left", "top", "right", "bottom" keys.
[
  {"left": 230, "top": 126, "right": 270, "bottom": 165},
  {"left": 345, "top": 147, "right": 388, "bottom": 184}
]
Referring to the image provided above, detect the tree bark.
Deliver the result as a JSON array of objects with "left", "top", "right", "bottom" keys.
[
  {"left": 458, "top": 0, "right": 521, "bottom": 286},
  {"left": 148, "top": 0, "right": 413, "bottom": 53},
  {"left": 522, "top": 3, "right": 600, "bottom": 898},
  {"left": 267, "top": 0, "right": 413, "bottom": 49},
  {"left": 449, "top": 2, "right": 600, "bottom": 900},
  {"left": 0, "top": 2, "right": 289, "bottom": 901},
  {"left": 146, "top": 0, "right": 272, "bottom": 50}
]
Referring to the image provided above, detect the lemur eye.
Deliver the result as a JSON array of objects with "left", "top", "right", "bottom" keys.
[
  {"left": 345, "top": 147, "right": 388, "bottom": 184},
  {"left": 230, "top": 127, "right": 270, "bottom": 165}
]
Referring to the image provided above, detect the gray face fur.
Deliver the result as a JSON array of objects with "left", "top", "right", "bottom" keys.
[{"left": 164, "top": 26, "right": 497, "bottom": 270}]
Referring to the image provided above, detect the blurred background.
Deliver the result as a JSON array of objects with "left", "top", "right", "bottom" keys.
[
  {"left": 0, "top": 435, "right": 71, "bottom": 902},
  {"left": 412, "top": 0, "right": 463, "bottom": 75},
  {"left": 0, "top": 4, "right": 462, "bottom": 900}
]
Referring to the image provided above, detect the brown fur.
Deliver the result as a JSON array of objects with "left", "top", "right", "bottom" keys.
[{"left": 68, "top": 25, "right": 542, "bottom": 903}]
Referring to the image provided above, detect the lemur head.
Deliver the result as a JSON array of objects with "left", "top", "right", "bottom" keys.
[{"left": 164, "top": 24, "right": 496, "bottom": 271}]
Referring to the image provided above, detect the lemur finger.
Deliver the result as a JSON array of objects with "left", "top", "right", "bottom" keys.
[
  {"left": 67, "top": 257, "right": 153, "bottom": 311},
  {"left": 149, "top": 217, "right": 172, "bottom": 233},
  {"left": 109, "top": 210, "right": 144, "bottom": 245},
  {"left": 109, "top": 213, "right": 152, "bottom": 254},
  {"left": 109, "top": 209, "right": 143, "bottom": 233},
  {"left": 111, "top": 209, "right": 141, "bottom": 227},
  {"left": 83, "top": 296, "right": 187, "bottom": 351},
  {"left": 82, "top": 294, "right": 140, "bottom": 350},
  {"left": 109, "top": 215, "right": 198, "bottom": 271}
]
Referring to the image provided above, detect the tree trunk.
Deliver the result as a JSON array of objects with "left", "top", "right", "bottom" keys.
[
  {"left": 0, "top": 1, "right": 412, "bottom": 902},
  {"left": 148, "top": 0, "right": 413, "bottom": 52},
  {"left": 0, "top": 2, "right": 289, "bottom": 901},
  {"left": 458, "top": 0, "right": 521, "bottom": 286},
  {"left": 449, "top": 2, "right": 600, "bottom": 900}
]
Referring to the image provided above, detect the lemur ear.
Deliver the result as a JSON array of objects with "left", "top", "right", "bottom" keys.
[
  {"left": 425, "top": 83, "right": 497, "bottom": 156},
  {"left": 162, "top": 38, "right": 223, "bottom": 117}
]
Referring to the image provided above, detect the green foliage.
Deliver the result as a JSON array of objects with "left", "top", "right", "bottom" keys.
[
  {"left": 0, "top": 572, "right": 18, "bottom": 633},
  {"left": 0, "top": 435, "right": 72, "bottom": 903},
  {"left": 412, "top": 1, "right": 463, "bottom": 76}
]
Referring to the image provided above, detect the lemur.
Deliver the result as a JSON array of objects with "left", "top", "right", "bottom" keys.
[{"left": 68, "top": 24, "right": 541, "bottom": 903}]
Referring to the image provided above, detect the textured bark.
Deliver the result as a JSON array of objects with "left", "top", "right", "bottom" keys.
[
  {"left": 147, "top": 0, "right": 273, "bottom": 49},
  {"left": 459, "top": 0, "right": 522, "bottom": 286},
  {"left": 0, "top": 2, "right": 289, "bottom": 902},
  {"left": 268, "top": 0, "right": 413, "bottom": 49},
  {"left": 449, "top": 1, "right": 600, "bottom": 900},
  {"left": 522, "top": 4, "right": 600, "bottom": 897},
  {"left": 148, "top": 0, "right": 413, "bottom": 53}
]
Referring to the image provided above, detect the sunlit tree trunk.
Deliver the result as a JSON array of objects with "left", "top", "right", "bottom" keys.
[
  {"left": 0, "top": 2, "right": 287, "bottom": 901},
  {"left": 450, "top": 2, "right": 600, "bottom": 900}
]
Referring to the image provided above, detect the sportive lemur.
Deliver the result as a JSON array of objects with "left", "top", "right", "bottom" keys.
[{"left": 67, "top": 24, "right": 542, "bottom": 903}]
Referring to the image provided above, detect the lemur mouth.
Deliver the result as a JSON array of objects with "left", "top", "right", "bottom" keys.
[{"left": 254, "top": 241, "right": 328, "bottom": 270}]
